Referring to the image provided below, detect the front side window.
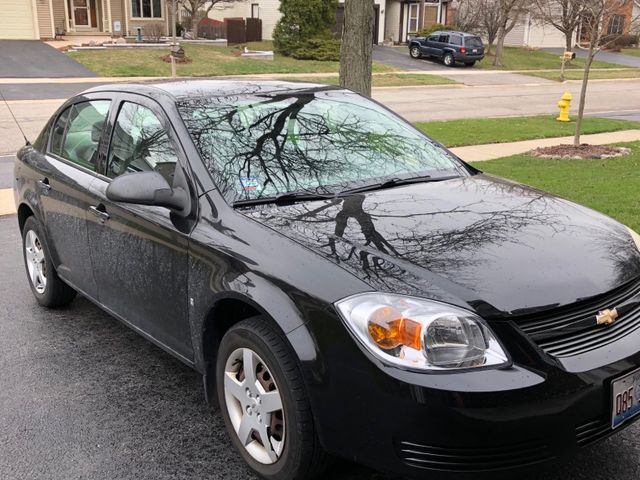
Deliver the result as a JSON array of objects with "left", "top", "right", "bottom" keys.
[
  {"left": 131, "top": 0, "right": 162, "bottom": 18},
  {"left": 178, "top": 90, "right": 464, "bottom": 204},
  {"left": 107, "top": 102, "right": 178, "bottom": 184},
  {"left": 51, "top": 100, "right": 110, "bottom": 171}
]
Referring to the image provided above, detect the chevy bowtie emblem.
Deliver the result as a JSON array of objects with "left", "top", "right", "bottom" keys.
[{"left": 596, "top": 308, "right": 619, "bottom": 326}]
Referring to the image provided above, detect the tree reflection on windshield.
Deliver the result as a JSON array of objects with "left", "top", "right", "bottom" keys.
[{"left": 177, "top": 88, "right": 464, "bottom": 203}]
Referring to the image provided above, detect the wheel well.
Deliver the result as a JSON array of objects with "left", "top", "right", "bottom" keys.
[
  {"left": 201, "top": 298, "right": 262, "bottom": 405},
  {"left": 17, "top": 204, "right": 34, "bottom": 233}
]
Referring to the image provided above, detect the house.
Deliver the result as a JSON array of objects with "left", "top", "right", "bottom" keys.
[
  {"left": 0, "top": 0, "right": 172, "bottom": 40},
  {"left": 207, "top": 0, "right": 452, "bottom": 45}
]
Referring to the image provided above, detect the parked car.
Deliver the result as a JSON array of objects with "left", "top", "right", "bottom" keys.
[
  {"left": 14, "top": 80, "right": 640, "bottom": 480},
  {"left": 409, "top": 31, "right": 485, "bottom": 66}
]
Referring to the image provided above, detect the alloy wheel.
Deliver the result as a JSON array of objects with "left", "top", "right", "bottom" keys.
[
  {"left": 223, "top": 347, "right": 286, "bottom": 465},
  {"left": 410, "top": 47, "right": 421, "bottom": 58},
  {"left": 444, "top": 54, "right": 454, "bottom": 66},
  {"left": 25, "top": 230, "right": 47, "bottom": 294}
]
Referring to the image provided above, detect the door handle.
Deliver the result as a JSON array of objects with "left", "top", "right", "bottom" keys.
[
  {"left": 38, "top": 178, "right": 51, "bottom": 191},
  {"left": 89, "top": 205, "right": 110, "bottom": 222}
]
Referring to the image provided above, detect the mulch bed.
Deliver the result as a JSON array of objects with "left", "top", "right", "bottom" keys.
[{"left": 529, "top": 144, "right": 631, "bottom": 160}]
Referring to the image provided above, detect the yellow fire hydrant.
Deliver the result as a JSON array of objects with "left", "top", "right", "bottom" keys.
[{"left": 557, "top": 91, "right": 572, "bottom": 122}]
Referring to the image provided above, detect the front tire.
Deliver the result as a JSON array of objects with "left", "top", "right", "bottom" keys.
[
  {"left": 22, "top": 216, "right": 76, "bottom": 308},
  {"left": 443, "top": 52, "right": 455, "bottom": 67},
  {"left": 216, "top": 317, "right": 328, "bottom": 480},
  {"left": 409, "top": 46, "right": 422, "bottom": 59}
]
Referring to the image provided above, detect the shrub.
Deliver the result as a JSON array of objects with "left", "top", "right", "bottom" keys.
[
  {"left": 273, "top": 0, "right": 338, "bottom": 60},
  {"left": 144, "top": 22, "right": 164, "bottom": 43},
  {"left": 600, "top": 33, "right": 639, "bottom": 50},
  {"left": 415, "top": 24, "right": 459, "bottom": 37},
  {"left": 289, "top": 34, "right": 340, "bottom": 61}
]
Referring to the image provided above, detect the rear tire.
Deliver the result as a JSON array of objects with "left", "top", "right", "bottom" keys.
[
  {"left": 22, "top": 216, "right": 76, "bottom": 308},
  {"left": 444, "top": 53, "right": 455, "bottom": 67},
  {"left": 409, "top": 46, "right": 422, "bottom": 59},
  {"left": 216, "top": 317, "right": 329, "bottom": 480}
]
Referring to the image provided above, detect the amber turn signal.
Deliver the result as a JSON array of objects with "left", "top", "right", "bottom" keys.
[{"left": 367, "top": 306, "right": 422, "bottom": 350}]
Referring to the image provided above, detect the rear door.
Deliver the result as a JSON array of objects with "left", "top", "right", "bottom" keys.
[
  {"left": 36, "top": 97, "right": 112, "bottom": 298},
  {"left": 435, "top": 34, "right": 450, "bottom": 58},
  {"left": 85, "top": 93, "right": 195, "bottom": 361}
]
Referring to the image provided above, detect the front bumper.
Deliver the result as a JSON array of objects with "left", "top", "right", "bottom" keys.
[{"left": 288, "top": 311, "right": 640, "bottom": 478}]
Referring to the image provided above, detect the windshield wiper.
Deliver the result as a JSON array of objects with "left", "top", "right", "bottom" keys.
[
  {"left": 233, "top": 190, "right": 336, "bottom": 208},
  {"left": 338, "top": 175, "right": 458, "bottom": 196}
]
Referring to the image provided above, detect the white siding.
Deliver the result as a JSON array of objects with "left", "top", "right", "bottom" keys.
[
  {"left": 0, "top": 0, "right": 38, "bottom": 39},
  {"left": 384, "top": 0, "right": 400, "bottom": 42},
  {"left": 36, "top": 0, "right": 54, "bottom": 38},
  {"left": 504, "top": 18, "right": 526, "bottom": 46},
  {"left": 526, "top": 22, "right": 569, "bottom": 48}
]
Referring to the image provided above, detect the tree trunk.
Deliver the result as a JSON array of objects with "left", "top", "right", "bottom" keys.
[
  {"left": 574, "top": 44, "right": 595, "bottom": 146},
  {"left": 565, "top": 30, "right": 573, "bottom": 52},
  {"left": 493, "top": 27, "right": 505, "bottom": 67},
  {"left": 339, "top": 0, "right": 374, "bottom": 97},
  {"left": 171, "top": 0, "right": 177, "bottom": 45},
  {"left": 486, "top": 40, "right": 494, "bottom": 56}
]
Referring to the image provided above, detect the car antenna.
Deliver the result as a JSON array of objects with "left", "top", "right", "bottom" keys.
[{"left": 0, "top": 88, "right": 30, "bottom": 146}]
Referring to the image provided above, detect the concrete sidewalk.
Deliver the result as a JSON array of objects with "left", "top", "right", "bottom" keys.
[
  {"left": 450, "top": 129, "right": 640, "bottom": 162},
  {"left": 2, "top": 129, "right": 639, "bottom": 218}
]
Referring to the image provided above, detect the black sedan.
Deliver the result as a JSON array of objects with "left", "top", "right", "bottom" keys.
[{"left": 13, "top": 80, "right": 640, "bottom": 480}]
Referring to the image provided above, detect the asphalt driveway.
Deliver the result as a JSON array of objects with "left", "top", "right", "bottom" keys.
[
  {"left": 0, "top": 40, "right": 95, "bottom": 78},
  {"left": 544, "top": 48, "right": 640, "bottom": 68}
]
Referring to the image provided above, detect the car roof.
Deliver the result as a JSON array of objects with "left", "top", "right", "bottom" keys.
[
  {"left": 82, "top": 80, "right": 339, "bottom": 102},
  {"left": 430, "top": 31, "right": 478, "bottom": 37}
]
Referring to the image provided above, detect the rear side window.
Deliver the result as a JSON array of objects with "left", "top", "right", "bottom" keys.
[
  {"left": 50, "top": 100, "right": 110, "bottom": 171},
  {"left": 465, "top": 36, "right": 483, "bottom": 48},
  {"left": 438, "top": 34, "right": 450, "bottom": 43},
  {"left": 107, "top": 102, "right": 179, "bottom": 184}
]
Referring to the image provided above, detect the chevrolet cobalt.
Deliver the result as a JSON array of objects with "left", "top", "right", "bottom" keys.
[{"left": 14, "top": 81, "right": 640, "bottom": 479}]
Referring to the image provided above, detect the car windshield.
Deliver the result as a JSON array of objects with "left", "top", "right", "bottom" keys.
[
  {"left": 465, "top": 37, "right": 483, "bottom": 48},
  {"left": 177, "top": 88, "right": 465, "bottom": 203}
]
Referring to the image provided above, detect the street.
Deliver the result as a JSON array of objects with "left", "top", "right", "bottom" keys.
[{"left": 3, "top": 77, "right": 640, "bottom": 154}]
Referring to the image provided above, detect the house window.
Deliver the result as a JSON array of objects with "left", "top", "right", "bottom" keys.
[
  {"left": 131, "top": 0, "right": 162, "bottom": 18},
  {"left": 607, "top": 14, "right": 625, "bottom": 35},
  {"left": 251, "top": 3, "right": 259, "bottom": 18},
  {"left": 408, "top": 3, "right": 419, "bottom": 33}
]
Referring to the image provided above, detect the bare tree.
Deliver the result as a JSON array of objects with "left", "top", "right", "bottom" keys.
[
  {"left": 574, "top": 0, "right": 636, "bottom": 145},
  {"left": 452, "top": 0, "right": 482, "bottom": 33},
  {"left": 532, "top": 0, "right": 585, "bottom": 52},
  {"left": 339, "top": 0, "right": 374, "bottom": 97},
  {"left": 493, "top": 0, "right": 528, "bottom": 67},
  {"left": 477, "top": 0, "right": 501, "bottom": 55},
  {"left": 181, "top": 0, "right": 240, "bottom": 38}
]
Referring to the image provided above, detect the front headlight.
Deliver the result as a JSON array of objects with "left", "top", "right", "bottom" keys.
[
  {"left": 335, "top": 293, "right": 509, "bottom": 372},
  {"left": 628, "top": 227, "right": 640, "bottom": 251}
]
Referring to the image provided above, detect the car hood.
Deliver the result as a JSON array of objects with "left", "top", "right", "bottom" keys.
[{"left": 240, "top": 175, "right": 640, "bottom": 318}]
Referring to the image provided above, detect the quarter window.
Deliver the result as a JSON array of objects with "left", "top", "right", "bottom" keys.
[
  {"left": 107, "top": 102, "right": 178, "bottom": 184},
  {"left": 131, "top": 0, "right": 162, "bottom": 18},
  {"left": 51, "top": 100, "right": 110, "bottom": 171},
  {"left": 450, "top": 35, "right": 462, "bottom": 46}
]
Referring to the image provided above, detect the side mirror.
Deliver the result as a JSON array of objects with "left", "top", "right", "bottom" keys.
[{"left": 106, "top": 171, "right": 189, "bottom": 215}]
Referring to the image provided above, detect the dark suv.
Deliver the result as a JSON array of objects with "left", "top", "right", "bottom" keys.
[{"left": 409, "top": 30, "right": 485, "bottom": 67}]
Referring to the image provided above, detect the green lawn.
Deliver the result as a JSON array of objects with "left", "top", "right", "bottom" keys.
[
  {"left": 476, "top": 47, "right": 624, "bottom": 70},
  {"left": 416, "top": 116, "right": 640, "bottom": 148},
  {"left": 276, "top": 73, "right": 458, "bottom": 87},
  {"left": 622, "top": 48, "right": 640, "bottom": 58},
  {"left": 473, "top": 141, "right": 640, "bottom": 231},
  {"left": 68, "top": 42, "right": 395, "bottom": 77},
  {"left": 528, "top": 68, "right": 640, "bottom": 81}
]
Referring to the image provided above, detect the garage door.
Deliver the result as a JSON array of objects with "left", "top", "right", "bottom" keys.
[{"left": 1, "top": 0, "right": 37, "bottom": 39}]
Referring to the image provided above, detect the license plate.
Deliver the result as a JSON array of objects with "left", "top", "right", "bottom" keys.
[
  {"left": 612, "top": 367, "right": 640, "bottom": 428},
  {"left": 472, "top": 49, "right": 478, "bottom": 53}
]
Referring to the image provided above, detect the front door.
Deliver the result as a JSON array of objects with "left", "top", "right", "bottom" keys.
[
  {"left": 85, "top": 96, "right": 194, "bottom": 361},
  {"left": 39, "top": 99, "right": 111, "bottom": 299},
  {"left": 72, "top": 0, "right": 91, "bottom": 29}
]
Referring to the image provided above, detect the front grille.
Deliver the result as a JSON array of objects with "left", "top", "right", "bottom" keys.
[
  {"left": 394, "top": 439, "right": 553, "bottom": 472},
  {"left": 516, "top": 279, "right": 640, "bottom": 358},
  {"left": 575, "top": 419, "right": 611, "bottom": 447}
]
